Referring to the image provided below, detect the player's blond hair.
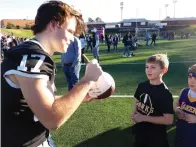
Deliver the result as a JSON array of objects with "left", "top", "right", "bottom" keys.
[
  {"left": 188, "top": 64, "right": 196, "bottom": 73},
  {"left": 146, "top": 54, "right": 169, "bottom": 69}
]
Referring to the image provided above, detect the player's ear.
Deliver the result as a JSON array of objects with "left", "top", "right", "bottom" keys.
[
  {"left": 49, "top": 21, "right": 57, "bottom": 32},
  {"left": 163, "top": 67, "right": 168, "bottom": 74}
]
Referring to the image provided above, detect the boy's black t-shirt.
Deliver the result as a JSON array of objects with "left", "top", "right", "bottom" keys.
[{"left": 133, "top": 81, "right": 174, "bottom": 134}]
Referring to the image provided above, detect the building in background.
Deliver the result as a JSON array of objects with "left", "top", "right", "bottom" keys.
[
  {"left": 160, "top": 17, "right": 196, "bottom": 31},
  {"left": 1, "top": 17, "right": 196, "bottom": 35},
  {"left": 1, "top": 19, "right": 34, "bottom": 29}
]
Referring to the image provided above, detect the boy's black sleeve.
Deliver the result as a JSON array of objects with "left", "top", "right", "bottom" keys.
[
  {"left": 159, "top": 91, "right": 174, "bottom": 114},
  {"left": 134, "top": 84, "right": 141, "bottom": 100}
]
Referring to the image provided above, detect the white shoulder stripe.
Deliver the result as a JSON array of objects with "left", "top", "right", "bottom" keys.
[{"left": 3, "top": 70, "right": 49, "bottom": 89}]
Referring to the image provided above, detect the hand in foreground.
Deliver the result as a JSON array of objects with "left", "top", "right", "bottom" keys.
[
  {"left": 132, "top": 111, "right": 146, "bottom": 123},
  {"left": 131, "top": 112, "right": 135, "bottom": 120},
  {"left": 131, "top": 112, "right": 137, "bottom": 123},
  {"left": 175, "top": 108, "right": 186, "bottom": 120},
  {"left": 82, "top": 94, "right": 94, "bottom": 102},
  {"left": 185, "top": 113, "right": 196, "bottom": 123},
  {"left": 84, "top": 59, "right": 103, "bottom": 83}
]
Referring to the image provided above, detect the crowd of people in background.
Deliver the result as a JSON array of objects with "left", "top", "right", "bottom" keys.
[
  {"left": 1, "top": 33, "right": 29, "bottom": 49},
  {"left": 1, "top": 29, "right": 191, "bottom": 63},
  {"left": 0, "top": 31, "right": 158, "bottom": 64},
  {"left": 1, "top": 33, "right": 29, "bottom": 60},
  {"left": 85, "top": 32, "right": 139, "bottom": 58}
]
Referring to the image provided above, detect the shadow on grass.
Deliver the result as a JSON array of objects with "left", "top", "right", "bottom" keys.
[
  {"left": 74, "top": 125, "right": 177, "bottom": 147},
  {"left": 74, "top": 126, "right": 134, "bottom": 147},
  {"left": 74, "top": 115, "right": 178, "bottom": 147}
]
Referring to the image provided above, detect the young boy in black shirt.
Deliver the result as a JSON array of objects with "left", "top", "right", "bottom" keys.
[{"left": 131, "top": 54, "right": 174, "bottom": 147}]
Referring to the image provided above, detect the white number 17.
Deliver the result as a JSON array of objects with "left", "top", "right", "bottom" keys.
[{"left": 17, "top": 54, "right": 46, "bottom": 72}]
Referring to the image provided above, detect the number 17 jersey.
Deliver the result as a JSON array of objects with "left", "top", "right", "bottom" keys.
[{"left": 1, "top": 40, "right": 56, "bottom": 147}]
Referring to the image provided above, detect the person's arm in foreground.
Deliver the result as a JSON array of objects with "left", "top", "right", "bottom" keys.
[{"left": 15, "top": 60, "right": 102, "bottom": 130}]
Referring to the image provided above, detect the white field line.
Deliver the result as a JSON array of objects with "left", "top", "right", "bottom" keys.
[
  {"left": 56, "top": 94, "right": 179, "bottom": 98},
  {"left": 110, "top": 95, "right": 179, "bottom": 98}
]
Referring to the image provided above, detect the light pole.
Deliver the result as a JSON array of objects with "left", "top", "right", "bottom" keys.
[
  {"left": 135, "top": 8, "right": 138, "bottom": 37},
  {"left": 120, "top": 2, "right": 124, "bottom": 21},
  {"left": 165, "top": 4, "right": 169, "bottom": 18},
  {"left": 159, "top": 8, "right": 161, "bottom": 20},
  {"left": 173, "top": 0, "right": 177, "bottom": 18}
]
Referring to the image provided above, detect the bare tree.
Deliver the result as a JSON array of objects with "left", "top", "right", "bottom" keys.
[
  {"left": 88, "top": 17, "right": 94, "bottom": 22},
  {"left": 95, "top": 17, "right": 102, "bottom": 22}
]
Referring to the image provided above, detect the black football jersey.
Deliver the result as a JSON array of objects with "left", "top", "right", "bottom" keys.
[
  {"left": 133, "top": 81, "right": 173, "bottom": 133},
  {"left": 1, "top": 40, "right": 56, "bottom": 147}
]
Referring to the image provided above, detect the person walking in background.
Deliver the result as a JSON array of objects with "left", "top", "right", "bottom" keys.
[
  {"left": 79, "top": 33, "right": 86, "bottom": 65},
  {"left": 130, "top": 34, "right": 137, "bottom": 56},
  {"left": 113, "top": 34, "right": 119, "bottom": 53},
  {"left": 92, "top": 29, "right": 100, "bottom": 62},
  {"left": 146, "top": 31, "right": 151, "bottom": 46},
  {"left": 86, "top": 34, "right": 92, "bottom": 52},
  {"left": 122, "top": 32, "right": 132, "bottom": 58},
  {"left": 105, "top": 34, "right": 112, "bottom": 53},
  {"left": 150, "top": 32, "right": 157, "bottom": 46}
]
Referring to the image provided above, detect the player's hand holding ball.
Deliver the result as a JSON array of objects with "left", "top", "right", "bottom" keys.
[
  {"left": 82, "top": 55, "right": 115, "bottom": 100},
  {"left": 84, "top": 59, "right": 103, "bottom": 83}
]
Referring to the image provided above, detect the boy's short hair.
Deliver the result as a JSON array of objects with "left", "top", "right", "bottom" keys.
[
  {"left": 31, "top": 0, "right": 85, "bottom": 35},
  {"left": 146, "top": 54, "right": 169, "bottom": 69},
  {"left": 188, "top": 64, "right": 196, "bottom": 73}
]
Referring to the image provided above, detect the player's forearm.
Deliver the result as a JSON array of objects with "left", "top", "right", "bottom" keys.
[
  {"left": 51, "top": 78, "right": 94, "bottom": 129},
  {"left": 143, "top": 115, "right": 173, "bottom": 125}
]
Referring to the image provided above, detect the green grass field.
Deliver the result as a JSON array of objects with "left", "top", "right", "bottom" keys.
[
  {"left": 51, "top": 39, "right": 196, "bottom": 147},
  {"left": 52, "top": 98, "right": 177, "bottom": 147},
  {"left": 2, "top": 29, "right": 196, "bottom": 147},
  {"left": 54, "top": 39, "right": 196, "bottom": 95},
  {"left": 1, "top": 28, "right": 34, "bottom": 38}
]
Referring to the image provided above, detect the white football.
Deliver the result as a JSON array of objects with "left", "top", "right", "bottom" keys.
[{"left": 87, "top": 72, "right": 115, "bottom": 99}]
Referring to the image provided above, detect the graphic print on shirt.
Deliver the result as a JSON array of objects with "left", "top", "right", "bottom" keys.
[
  {"left": 178, "top": 89, "right": 196, "bottom": 115},
  {"left": 180, "top": 101, "right": 196, "bottom": 115},
  {"left": 137, "top": 93, "right": 154, "bottom": 115}
]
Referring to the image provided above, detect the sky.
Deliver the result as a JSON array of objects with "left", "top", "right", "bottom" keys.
[{"left": 0, "top": 0, "right": 196, "bottom": 22}]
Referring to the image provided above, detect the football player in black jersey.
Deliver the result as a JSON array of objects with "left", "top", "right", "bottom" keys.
[
  {"left": 1, "top": 1, "right": 103, "bottom": 147},
  {"left": 131, "top": 54, "right": 174, "bottom": 147}
]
